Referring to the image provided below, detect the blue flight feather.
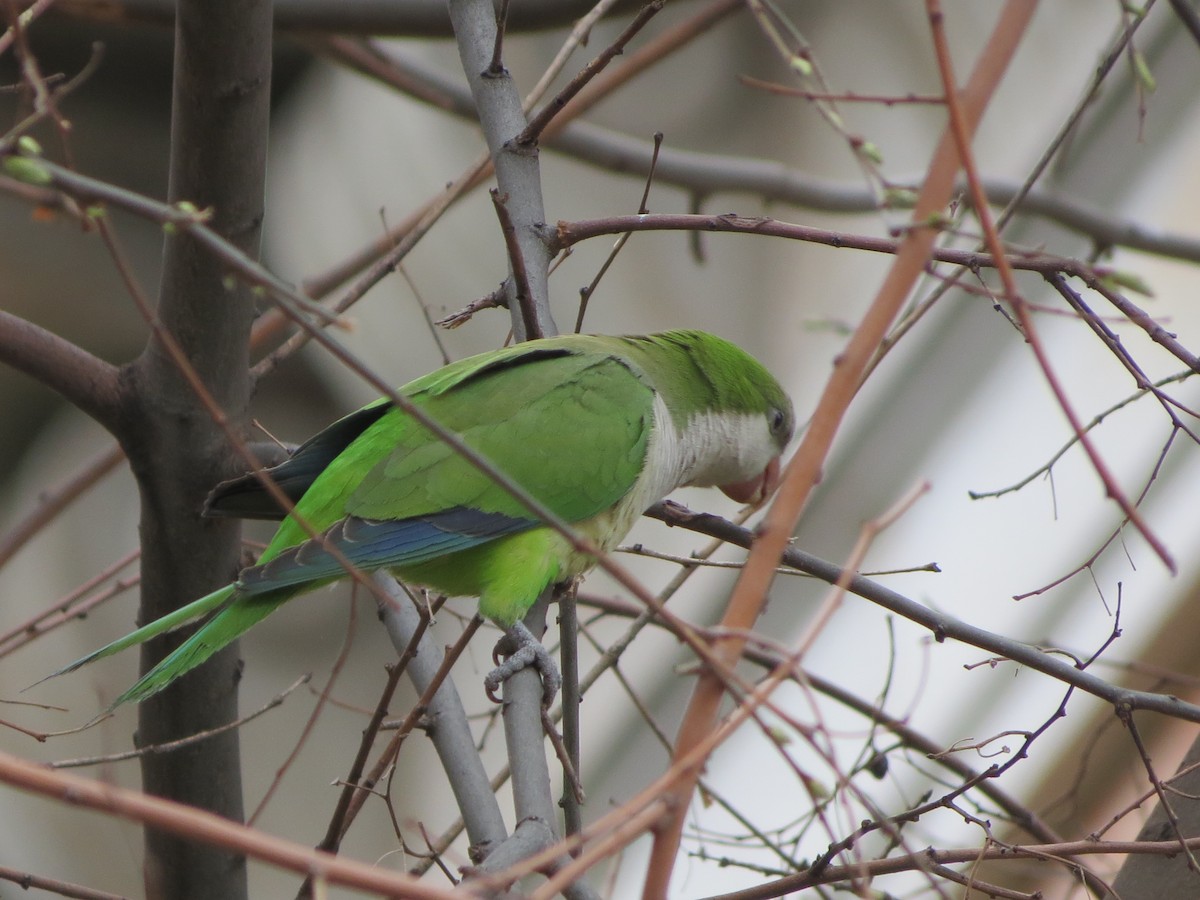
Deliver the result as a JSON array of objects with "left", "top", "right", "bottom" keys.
[{"left": 236, "top": 508, "right": 534, "bottom": 595}]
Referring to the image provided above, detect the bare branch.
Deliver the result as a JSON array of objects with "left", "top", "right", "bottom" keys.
[
  {"left": 447, "top": 0, "right": 555, "bottom": 338},
  {"left": 0, "top": 549, "right": 138, "bottom": 660},
  {"left": 515, "top": 0, "right": 665, "bottom": 147},
  {"left": 332, "top": 41, "right": 1200, "bottom": 267},
  {"left": 48, "top": 676, "right": 310, "bottom": 768},
  {"left": 642, "top": 5, "right": 1038, "bottom": 892},
  {"left": 51, "top": 0, "right": 644, "bottom": 38},
  {"left": 0, "top": 442, "right": 124, "bottom": 571},
  {"left": 927, "top": 0, "right": 1173, "bottom": 571},
  {"left": 0, "top": 310, "right": 123, "bottom": 433},
  {"left": 372, "top": 576, "right": 507, "bottom": 854},
  {"left": 0, "top": 864, "right": 128, "bottom": 900},
  {"left": 0, "top": 749, "right": 461, "bottom": 899},
  {"left": 648, "top": 501, "right": 1200, "bottom": 723}
]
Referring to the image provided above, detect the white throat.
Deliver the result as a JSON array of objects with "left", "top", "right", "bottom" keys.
[
  {"left": 635, "top": 394, "right": 774, "bottom": 502},
  {"left": 566, "top": 394, "right": 774, "bottom": 570}
]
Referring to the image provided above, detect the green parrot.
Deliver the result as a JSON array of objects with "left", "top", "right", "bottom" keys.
[{"left": 50, "top": 330, "right": 794, "bottom": 709}]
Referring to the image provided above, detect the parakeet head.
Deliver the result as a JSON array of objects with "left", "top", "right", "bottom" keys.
[{"left": 624, "top": 330, "right": 794, "bottom": 507}]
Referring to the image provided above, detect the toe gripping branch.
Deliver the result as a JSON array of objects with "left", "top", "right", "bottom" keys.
[{"left": 485, "top": 620, "right": 561, "bottom": 708}]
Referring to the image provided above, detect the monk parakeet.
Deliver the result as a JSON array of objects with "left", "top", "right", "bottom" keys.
[{"left": 51, "top": 330, "right": 793, "bottom": 709}]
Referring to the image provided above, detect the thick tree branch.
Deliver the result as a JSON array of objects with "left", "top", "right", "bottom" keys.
[
  {"left": 51, "top": 0, "right": 642, "bottom": 37},
  {"left": 0, "top": 749, "right": 461, "bottom": 899},
  {"left": 324, "top": 42, "right": 1200, "bottom": 267},
  {"left": 0, "top": 310, "right": 123, "bottom": 433},
  {"left": 447, "top": 0, "right": 556, "bottom": 338},
  {"left": 437, "top": 0, "right": 566, "bottom": 884},
  {"left": 647, "top": 502, "right": 1200, "bottom": 724}
]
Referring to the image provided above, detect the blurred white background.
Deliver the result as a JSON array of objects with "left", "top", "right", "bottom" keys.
[{"left": 4, "top": 2, "right": 1200, "bottom": 896}]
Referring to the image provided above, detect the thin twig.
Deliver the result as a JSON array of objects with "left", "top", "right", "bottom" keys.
[
  {"left": 250, "top": 592, "right": 363, "bottom": 828},
  {"left": 649, "top": 499, "right": 1200, "bottom": 722},
  {"left": 0, "top": 749, "right": 461, "bottom": 899},
  {"left": 486, "top": 0, "right": 510, "bottom": 76},
  {"left": 0, "top": 549, "right": 140, "bottom": 659},
  {"left": 0, "top": 863, "right": 129, "bottom": 900},
  {"left": 641, "top": 5, "right": 1038, "bottom": 893},
  {"left": 337, "top": 615, "right": 484, "bottom": 844},
  {"left": 314, "top": 605, "right": 428, "bottom": 853},
  {"left": 516, "top": 0, "right": 665, "bottom": 146},
  {"left": 489, "top": 188, "right": 541, "bottom": 338},
  {"left": 49, "top": 676, "right": 310, "bottom": 768},
  {"left": 574, "top": 131, "right": 663, "bottom": 332},
  {"left": 926, "top": 0, "right": 1174, "bottom": 571}
]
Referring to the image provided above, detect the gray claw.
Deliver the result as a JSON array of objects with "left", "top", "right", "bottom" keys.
[{"left": 485, "top": 622, "right": 561, "bottom": 708}]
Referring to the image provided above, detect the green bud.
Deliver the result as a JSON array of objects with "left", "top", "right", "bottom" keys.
[
  {"left": 1099, "top": 269, "right": 1154, "bottom": 297},
  {"left": 858, "top": 140, "right": 884, "bottom": 166},
  {"left": 1133, "top": 50, "right": 1156, "bottom": 93},
  {"left": 3, "top": 155, "right": 52, "bottom": 185},
  {"left": 16, "top": 135, "right": 43, "bottom": 156},
  {"left": 789, "top": 56, "right": 812, "bottom": 76},
  {"left": 883, "top": 187, "right": 919, "bottom": 208}
]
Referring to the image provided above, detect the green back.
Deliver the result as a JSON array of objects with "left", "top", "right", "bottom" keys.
[{"left": 259, "top": 338, "right": 656, "bottom": 563}]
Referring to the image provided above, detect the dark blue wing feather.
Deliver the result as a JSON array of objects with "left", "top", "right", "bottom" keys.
[
  {"left": 204, "top": 401, "right": 394, "bottom": 520},
  {"left": 237, "top": 508, "right": 534, "bottom": 595}
]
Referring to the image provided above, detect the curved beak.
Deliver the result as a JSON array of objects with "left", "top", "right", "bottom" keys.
[{"left": 719, "top": 457, "right": 782, "bottom": 508}]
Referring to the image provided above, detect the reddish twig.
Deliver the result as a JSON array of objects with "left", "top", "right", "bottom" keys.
[
  {"left": 0, "top": 863, "right": 127, "bottom": 900},
  {"left": 639, "top": 4, "right": 1039, "bottom": 895},
  {"left": 515, "top": 0, "right": 665, "bottom": 146},
  {"left": 925, "top": 0, "right": 1173, "bottom": 572},
  {"left": 0, "top": 443, "right": 124, "bottom": 570},
  {"left": 0, "top": 749, "right": 459, "bottom": 898},
  {"left": 0, "top": 549, "right": 139, "bottom": 659},
  {"left": 489, "top": 189, "right": 541, "bottom": 339}
]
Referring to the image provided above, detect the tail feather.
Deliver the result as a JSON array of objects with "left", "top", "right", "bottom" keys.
[
  {"left": 31, "top": 583, "right": 238, "bottom": 691},
  {"left": 108, "top": 588, "right": 291, "bottom": 708}
]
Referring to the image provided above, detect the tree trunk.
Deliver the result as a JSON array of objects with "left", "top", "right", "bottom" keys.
[
  {"left": 1110, "top": 731, "right": 1200, "bottom": 898},
  {"left": 124, "top": 1, "right": 272, "bottom": 897}
]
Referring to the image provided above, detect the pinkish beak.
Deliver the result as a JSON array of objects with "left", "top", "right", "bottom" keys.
[{"left": 719, "top": 457, "right": 782, "bottom": 507}]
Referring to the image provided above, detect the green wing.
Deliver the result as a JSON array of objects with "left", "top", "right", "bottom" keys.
[
  {"left": 257, "top": 342, "right": 656, "bottom": 565},
  {"left": 220, "top": 341, "right": 656, "bottom": 636},
  {"left": 357, "top": 352, "right": 652, "bottom": 516}
]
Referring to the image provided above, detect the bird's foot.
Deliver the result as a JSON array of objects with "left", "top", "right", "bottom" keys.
[{"left": 485, "top": 621, "right": 561, "bottom": 708}]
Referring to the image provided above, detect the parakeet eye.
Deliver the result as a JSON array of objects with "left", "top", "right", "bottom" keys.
[{"left": 770, "top": 408, "right": 788, "bottom": 434}]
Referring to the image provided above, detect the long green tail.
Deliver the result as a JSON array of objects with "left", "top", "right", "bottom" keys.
[
  {"left": 109, "top": 588, "right": 290, "bottom": 708},
  {"left": 39, "top": 580, "right": 297, "bottom": 711},
  {"left": 34, "top": 583, "right": 238, "bottom": 691}
]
